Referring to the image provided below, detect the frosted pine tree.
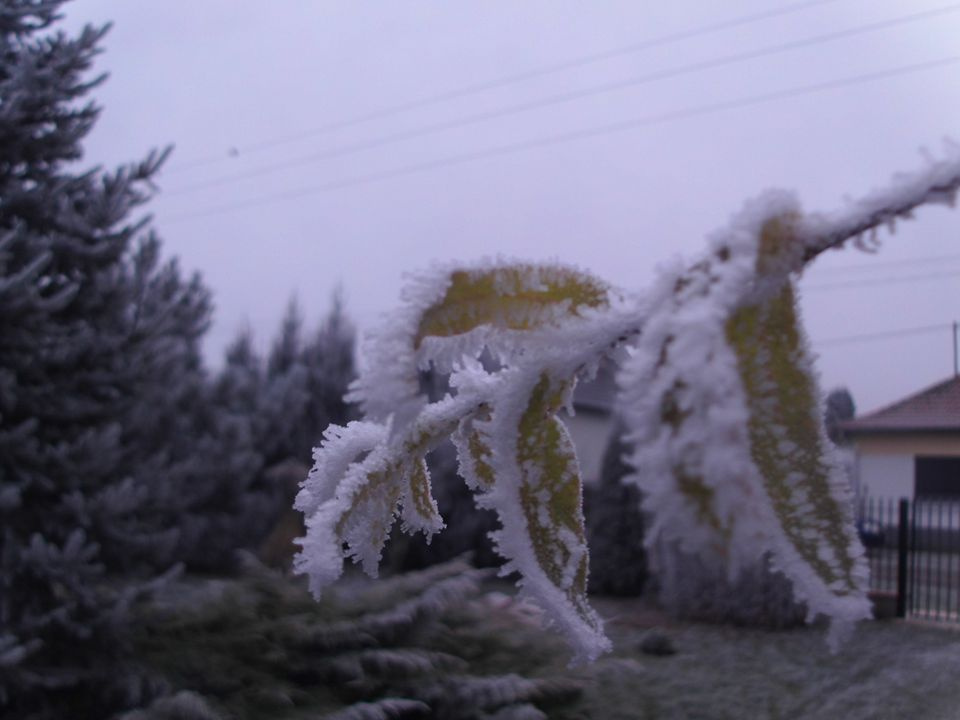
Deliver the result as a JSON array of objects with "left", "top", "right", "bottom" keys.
[
  {"left": 256, "top": 297, "right": 357, "bottom": 467},
  {"left": 203, "top": 299, "right": 357, "bottom": 571},
  {"left": 216, "top": 296, "right": 357, "bottom": 472},
  {"left": 296, "top": 144, "right": 960, "bottom": 662},
  {"left": 197, "top": 329, "right": 278, "bottom": 566},
  {"left": 0, "top": 5, "right": 214, "bottom": 715},
  {"left": 257, "top": 298, "right": 310, "bottom": 465},
  {"left": 295, "top": 292, "right": 356, "bottom": 463}
]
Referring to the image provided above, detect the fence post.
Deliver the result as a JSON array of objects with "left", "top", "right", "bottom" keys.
[{"left": 896, "top": 497, "right": 909, "bottom": 618}]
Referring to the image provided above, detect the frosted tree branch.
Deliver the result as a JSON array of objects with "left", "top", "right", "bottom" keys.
[
  {"left": 801, "top": 140, "right": 960, "bottom": 259},
  {"left": 295, "top": 143, "right": 960, "bottom": 662}
]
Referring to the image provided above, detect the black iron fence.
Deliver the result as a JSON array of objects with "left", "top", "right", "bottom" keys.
[{"left": 857, "top": 495, "right": 960, "bottom": 622}]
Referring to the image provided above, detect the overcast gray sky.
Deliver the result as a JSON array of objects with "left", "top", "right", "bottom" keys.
[{"left": 62, "top": 0, "right": 960, "bottom": 414}]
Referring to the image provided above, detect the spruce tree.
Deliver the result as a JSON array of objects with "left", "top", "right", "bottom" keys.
[
  {"left": 257, "top": 295, "right": 356, "bottom": 468},
  {"left": 0, "top": 5, "right": 211, "bottom": 714},
  {"left": 260, "top": 298, "right": 310, "bottom": 465},
  {"left": 291, "top": 292, "right": 355, "bottom": 462},
  {"left": 207, "top": 299, "right": 357, "bottom": 571}
]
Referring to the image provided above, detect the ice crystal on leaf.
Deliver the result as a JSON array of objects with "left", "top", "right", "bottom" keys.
[{"left": 296, "top": 145, "right": 960, "bottom": 662}]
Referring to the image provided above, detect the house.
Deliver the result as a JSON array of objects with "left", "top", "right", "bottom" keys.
[{"left": 842, "top": 375, "right": 960, "bottom": 500}]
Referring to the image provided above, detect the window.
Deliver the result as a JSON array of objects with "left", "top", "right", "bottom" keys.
[{"left": 914, "top": 456, "right": 960, "bottom": 498}]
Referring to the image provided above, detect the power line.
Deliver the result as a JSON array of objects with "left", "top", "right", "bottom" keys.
[
  {"left": 804, "top": 268, "right": 960, "bottom": 291},
  {"left": 163, "top": 0, "right": 844, "bottom": 175},
  {"left": 808, "top": 250, "right": 960, "bottom": 274},
  {"left": 815, "top": 322, "right": 950, "bottom": 346},
  {"left": 161, "top": 54, "right": 960, "bottom": 224},
  {"left": 163, "top": 3, "right": 960, "bottom": 197}
]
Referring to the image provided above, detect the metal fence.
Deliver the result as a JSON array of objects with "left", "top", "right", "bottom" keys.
[{"left": 857, "top": 495, "right": 960, "bottom": 622}]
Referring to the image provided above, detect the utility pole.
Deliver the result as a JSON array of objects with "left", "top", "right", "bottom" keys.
[{"left": 954, "top": 321, "right": 958, "bottom": 377}]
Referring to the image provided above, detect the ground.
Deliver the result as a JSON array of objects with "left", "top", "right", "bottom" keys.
[
  {"left": 585, "top": 597, "right": 960, "bottom": 719},
  {"left": 126, "top": 561, "right": 960, "bottom": 720}
]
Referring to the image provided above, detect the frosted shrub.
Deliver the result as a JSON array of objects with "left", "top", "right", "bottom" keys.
[{"left": 295, "top": 146, "right": 960, "bottom": 662}]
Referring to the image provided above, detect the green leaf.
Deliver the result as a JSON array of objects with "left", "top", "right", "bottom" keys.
[
  {"left": 515, "top": 373, "right": 598, "bottom": 634},
  {"left": 455, "top": 411, "right": 497, "bottom": 491},
  {"left": 334, "top": 464, "right": 402, "bottom": 575},
  {"left": 415, "top": 264, "right": 609, "bottom": 348},
  {"left": 657, "top": 377, "right": 727, "bottom": 536},
  {"left": 726, "top": 280, "right": 862, "bottom": 597},
  {"left": 332, "top": 412, "right": 465, "bottom": 571},
  {"left": 403, "top": 457, "right": 442, "bottom": 532}
]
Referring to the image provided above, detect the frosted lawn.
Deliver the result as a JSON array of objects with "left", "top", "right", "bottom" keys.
[{"left": 580, "top": 596, "right": 960, "bottom": 720}]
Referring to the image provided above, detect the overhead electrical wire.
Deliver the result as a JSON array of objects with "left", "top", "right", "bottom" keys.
[
  {"left": 804, "top": 268, "right": 960, "bottom": 291},
  {"left": 815, "top": 322, "right": 952, "bottom": 347},
  {"left": 163, "top": 3, "right": 960, "bottom": 197},
  {"left": 164, "top": 0, "right": 845, "bottom": 175},
  {"left": 807, "top": 251, "right": 960, "bottom": 274},
  {"left": 161, "top": 54, "right": 960, "bottom": 224}
]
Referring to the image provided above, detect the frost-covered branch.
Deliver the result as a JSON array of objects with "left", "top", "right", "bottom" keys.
[
  {"left": 295, "top": 145, "right": 960, "bottom": 662},
  {"left": 802, "top": 140, "right": 960, "bottom": 259}
]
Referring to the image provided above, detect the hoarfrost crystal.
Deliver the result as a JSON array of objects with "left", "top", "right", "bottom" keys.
[{"left": 295, "top": 146, "right": 960, "bottom": 661}]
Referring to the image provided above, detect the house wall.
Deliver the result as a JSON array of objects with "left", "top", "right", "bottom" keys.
[
  {"left": 853, "top": 432, "right": 960, "bottom": 500},
  {"left": 857, "top": 453, "right": 914, "bottom": 499},
  {"left": 559, "top": 409, "right": 613, "bottom": 486}
]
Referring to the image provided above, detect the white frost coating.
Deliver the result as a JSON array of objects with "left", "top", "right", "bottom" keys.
[
  {"left": 478, "top": 366, "right": 611, "bottom": 663},
  {"left": 452, "top": 423, "right": 483, "bottom": 490},
  {"left": 295, "top": 439, "right": 399, "bottom": 587},
  {"left": 295, "top": 503, "right": 347, "bottom": 596},
  {"left": 801, "top": 139, "right": 960, "bottom": 255},
  {"left": 295, "top": 386, "right": 496, "bottom": 596},
  {"left": 346, "top": 265, "right": 454, "bottom": 427},
  {"left": 328, "top": 443, "right": 398, "bottom": 577},
  {"left": 295, "top": 145, "right": 960, "bottom": 661},
  {"left": 297, "top": 275, "right": 633, "bottom": 658},
  {"left": 753, "top": 268, "right": 871, "bottom": 646},
  {"left": 397, "top": 460, "right": 443, "bottom": 537},
  {"left": 295, "top": 421, "right": 389, "bottom": 517},
  {"left": 295, "top": 426, "right": 399, "bottom": 590},
  {"left": 618, "top": 190, "right": 870, "bottom": 643},
  {"left": 347, "top": 258, "right": 623, "bottom": 437}
]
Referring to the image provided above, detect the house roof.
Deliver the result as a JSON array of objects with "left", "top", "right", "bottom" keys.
[{"left": 842, "top": 375, "right": 960, "bottom": 434}]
